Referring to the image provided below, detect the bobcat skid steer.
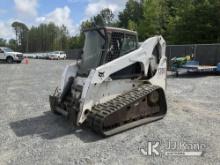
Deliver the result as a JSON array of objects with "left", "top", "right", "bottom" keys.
[{"left": 49, "top": 27, "right": 167, "bottom": 136}]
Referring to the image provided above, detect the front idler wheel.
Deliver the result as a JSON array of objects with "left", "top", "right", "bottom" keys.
[{"left": 147, "top": 90, "right": 160, "bottom": 106}]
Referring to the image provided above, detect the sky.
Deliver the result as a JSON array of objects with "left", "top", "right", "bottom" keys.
[{"left": 0, "top": 0, "right": 128, "bottom": 40}]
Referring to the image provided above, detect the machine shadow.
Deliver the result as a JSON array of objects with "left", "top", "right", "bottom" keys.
[
  {"left": 9, "top": 111, "right": 101, "bottom": 143},
  {"left": 0, "top": 61, "right": 9, "bottom": 64},
  {"left": 0, "top": 61, "right": 21, "bottom": 64}
]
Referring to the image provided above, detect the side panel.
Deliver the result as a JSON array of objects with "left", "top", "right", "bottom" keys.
[
  {"left": 149, "top": 56, "right": 167, "bottom": 90},
  {"left": 149, "top": 38, "right": 167, "bottom": 90},
  {"left": 60, "top": 62, "right": 78, "bottom": 92},
  {"left": 78, "top": 79, "right": 143, "bottom": 123}
]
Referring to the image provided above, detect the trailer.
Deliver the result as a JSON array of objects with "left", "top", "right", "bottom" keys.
[{"left": 171, "top": 57, "right": 220, "bottom": 77}]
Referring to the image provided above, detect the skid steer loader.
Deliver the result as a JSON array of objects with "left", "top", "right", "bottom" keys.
[{"left": 49, "top": 27, "right": 167, "bottom": 136}]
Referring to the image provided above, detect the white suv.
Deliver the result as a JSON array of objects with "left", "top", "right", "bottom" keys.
[
  {"left": 48, "top": 51, "right": 67, "bottom": 60},
  {"left": 0, "top": 47, "right": 23, "bottom": 63}
]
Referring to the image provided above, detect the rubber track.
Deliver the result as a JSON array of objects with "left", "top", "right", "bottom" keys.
[{"left": 87, "top": 84, "right": 160, "bottom": 136}]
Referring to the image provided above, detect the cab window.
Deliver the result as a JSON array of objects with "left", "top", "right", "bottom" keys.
[
  {"left": 105, "top": 32, "right": 138, "bottom": 63},
  {"left": 106, "top": 32, "right": 124, "bottom": 62},
  {"left": 120, "top": 35, "right": 137, "bottom": 56}
]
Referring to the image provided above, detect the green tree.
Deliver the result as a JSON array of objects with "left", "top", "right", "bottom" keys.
[
  {"left": 118, "top": 0, "right": 143, "bottom": 28},
  {"left": 93, "top": 14, "right": 105, "bottom": 26},
  {"left": 8, "top": 39, "right": 17, "bottom": 50},
  {"left": 5, "top": 0, "right": 220, "bottom": 52},
  {"left": 12, "top": 21, "right": 29, "bottom": 52},
  {"left": 140, "top": 0, "right": 168, "bottom": 40},
  {"left": 26, "top": 23, "right": 69, "bottom": 52},
  {"left": 69, "top": 8, "right": 115, "bottom": 49},
  {"left": 68, "top": 35, "right": 84, "bottom": 49},
  {"left": 100, "top": 8, "right": 114, "bottom": 25},
  {"left": 0, "top": 38, "right": 7, "bottom": 46},
  {"left": 168, "top": 0, "right": 220, "bottom": 44},
  {"left": 128, "top": 20, "right": 137, "bottom": 31}
]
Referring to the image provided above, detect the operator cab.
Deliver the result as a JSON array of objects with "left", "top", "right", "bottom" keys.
[{"left": 78, "top": 27, "right": 139, "bottom": 76}]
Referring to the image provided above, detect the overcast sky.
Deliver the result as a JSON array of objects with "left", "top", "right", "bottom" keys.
[{"left": 0, "top": 0, "right": 128, "bottom": 40}]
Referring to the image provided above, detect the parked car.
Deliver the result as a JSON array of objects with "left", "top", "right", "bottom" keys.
[
  {"left": 0, "top": 47, "right": 23, "bottom": 63},
  {"left": 23, "top": 53, "right": 35, "bottom": 59},
  {"left": 48, "top": 51, "right": 66, "bottom": 60},
  {"left": 35, "top": 53, "right": 47, "bottom": 59}
]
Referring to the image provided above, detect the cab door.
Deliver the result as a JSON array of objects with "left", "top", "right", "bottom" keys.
[{"left": 0, "top": 48, "right": 5, "bottom": 60}]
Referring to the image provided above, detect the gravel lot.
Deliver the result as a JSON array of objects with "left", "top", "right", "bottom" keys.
[{"left": 0, "top": 59, "right": 219, "bottom": 165}]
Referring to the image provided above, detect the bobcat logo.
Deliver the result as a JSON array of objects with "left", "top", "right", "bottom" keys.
[{"left": 98, "top": 71, "right": 105, "bottom": 78}]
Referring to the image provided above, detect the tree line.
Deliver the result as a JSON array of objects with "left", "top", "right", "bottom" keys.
[{"left": 1, "top": 0, "right": 220, "bottom": 52}]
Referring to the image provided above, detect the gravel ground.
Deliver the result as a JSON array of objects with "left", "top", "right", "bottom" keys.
[{"left": 0, "top": 59, "right": 219, "bottom": 165}]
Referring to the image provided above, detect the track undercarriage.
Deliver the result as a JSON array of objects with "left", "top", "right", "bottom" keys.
[
  {"left": 50, "top": 83, "right": 167, "bottom": 136},
  {"left": 88, "top": 84, "right": 167, "bottom": 136}
]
